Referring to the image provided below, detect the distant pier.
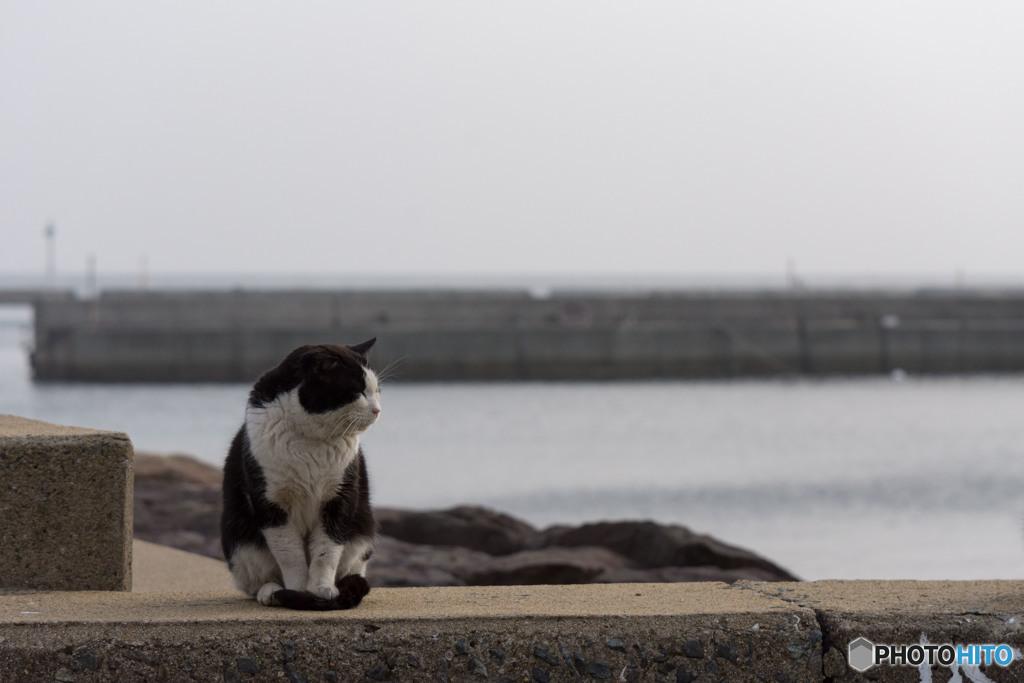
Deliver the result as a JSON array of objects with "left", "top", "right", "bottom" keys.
[
  {"left": 0, "top": 288, "right": 73, "bottom": 305},
  {"left": 23, "top": 288, "right": 1024, "bottom": 382}
]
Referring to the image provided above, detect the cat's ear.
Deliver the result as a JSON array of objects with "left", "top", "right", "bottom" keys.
[{"left": 349, "top": 338, "right": 376, "bottom": 355}]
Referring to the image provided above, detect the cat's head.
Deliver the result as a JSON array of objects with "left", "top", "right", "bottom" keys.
[{"left": 249, "top": 338, "right": 382, "bottom": 436}]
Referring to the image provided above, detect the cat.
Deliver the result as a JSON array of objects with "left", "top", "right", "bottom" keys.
[{"left": 220, "top": 339, "right": 381, "bottom": 610}]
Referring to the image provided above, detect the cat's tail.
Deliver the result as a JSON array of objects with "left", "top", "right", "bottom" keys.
[{"left": 271, "top": 574, "right": 370, "bottom": 611}]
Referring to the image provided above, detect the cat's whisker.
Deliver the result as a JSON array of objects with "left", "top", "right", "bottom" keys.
[
  {"left": 375, "top": 357, "right": 406, "bottom": 384},
  {"left": 338, "top": 417, "right": 360, "bottom": 439},
  {"left": 325, "top": 413, "right": 349, "bottom": 441},
  {"left": 328, "top": 413, "right": 360, "bottom": 441}
]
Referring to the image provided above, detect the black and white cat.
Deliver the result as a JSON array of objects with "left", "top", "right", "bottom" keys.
[{"left": 220, "top": 339, "right": 381, "bottom": 610}]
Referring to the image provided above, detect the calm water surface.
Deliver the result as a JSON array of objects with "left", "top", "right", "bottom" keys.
[{"left": 2, "top": 304, "right": 1022, "bottom": 581}]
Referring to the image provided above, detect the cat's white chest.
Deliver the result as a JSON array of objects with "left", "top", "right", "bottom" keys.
[
  {"left": 270, "top": 438, "right": 354, "bottom": 501},
  {"left": 245, "top": 394, "right": 360, "bottom": 532}
]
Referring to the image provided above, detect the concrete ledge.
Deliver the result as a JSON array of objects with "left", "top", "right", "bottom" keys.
[
  {"left": 0, "top": 415, "right": 133, "bottom": 591},
  {"left": 131, "top": 540, "right": 234, "bottom": 593},
  {"left": 2, "top": 580, "right": 1023, "bottom": 681},
  {"left": 752, "top": 580, "right": 1024, "bottom": 681},
  {"left": 0, "top": 583, "right": 816, "bottom": 682}
]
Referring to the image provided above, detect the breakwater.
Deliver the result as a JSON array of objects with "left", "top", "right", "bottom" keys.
[{"left": 27, "top": 288, "right": 1024, "bottom": 382}]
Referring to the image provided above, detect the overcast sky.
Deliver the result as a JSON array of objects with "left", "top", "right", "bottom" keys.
[{"left": 2, "top": 2, "right": 1022, "bottom": 287}]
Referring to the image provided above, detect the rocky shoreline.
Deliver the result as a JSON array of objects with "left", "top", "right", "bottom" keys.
[{"left": 134, "top": 452, "right": 799, "bottom": 586}]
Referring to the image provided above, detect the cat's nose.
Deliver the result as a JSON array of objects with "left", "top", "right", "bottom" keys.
[{"left": 371, "top": 407, "right": 381, "bottom": 417}]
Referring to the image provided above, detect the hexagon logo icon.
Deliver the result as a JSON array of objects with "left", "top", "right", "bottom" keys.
[{"left": 848, "top": 637, "right": 875, "bottom": 672}]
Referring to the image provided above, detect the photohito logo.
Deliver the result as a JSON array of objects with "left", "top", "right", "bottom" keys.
[{"left": 848, "top": 637, "right": 1014, "bottom": 672}]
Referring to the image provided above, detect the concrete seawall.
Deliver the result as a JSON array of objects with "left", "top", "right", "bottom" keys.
[
  {"left": 4, "top": 579, "right": 1024, "bottom": 682},
  {"left": 29, "top": 288, "right": 1024, "bottom": 382},
  {"left": 3, "top": 418, "right": 1024, "bottom": 681}
]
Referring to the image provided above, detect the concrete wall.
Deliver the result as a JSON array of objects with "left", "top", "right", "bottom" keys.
[
  {"left": 3, "top": 581, "right": 1024, "bottom": 681},
  {"left": 0, "top": 415, "right": 133, "bottom": 591},
  {"left": 29, "top": 288, "right": 1024, "bottom": 382}
]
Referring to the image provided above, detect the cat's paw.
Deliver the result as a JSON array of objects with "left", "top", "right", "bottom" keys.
[
  {"left": 312, "top": 584, "right": 340, "bottom": 600},
  {"left": 334, "top": 574, "right": 371, "bottom": 609},
  {"left": 256, "top": 582, "right": 283, "bottom": 606}
]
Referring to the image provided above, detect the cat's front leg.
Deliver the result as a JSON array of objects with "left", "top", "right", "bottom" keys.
[
  {"left": 262, "top": 524, "right": 309, "bottom": 590},
  {"left": 306, "top": 526, "right": 343, "bottom": 599},
  {"left": 337, "top": 534, "right": 375, "bottom": 579}
]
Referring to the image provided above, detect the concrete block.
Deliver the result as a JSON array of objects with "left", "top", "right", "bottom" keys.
[
  {"left": 0, "top": 583, "right": 821, "bottom": 681},
  {"left": 0, "top": 415, "right": 133, "bottom": 591},
  {"left": 750, "top": 580, "right": 1024, "bottom": 682},
  {"left": 4, "top": 576, "right": 1024, "bottom": 680}
]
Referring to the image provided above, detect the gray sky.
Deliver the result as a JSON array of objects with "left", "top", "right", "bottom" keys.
[{"left": 2, "top": 2, "right": 1023, "bottom": 286}]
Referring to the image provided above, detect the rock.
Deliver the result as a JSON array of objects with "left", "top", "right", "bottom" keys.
[
  {"left": 597, "top": 565, "right": 796, "bottom": 584},
  {"left": 539, "top": 521, "right": 799, "bottom": 581},
  {"left": 131, "top": 451, "right": 801, "bottom": 586},
  {"left": 133, "top": 452, "right": 224, "bottom": 559},
  {"left": 72, "top": 652, "right": 100, "bottom": 671},
  {"left": 368, "top": 536, "right": 490, "bottom": 587},
  {"left": 681, "top": 639, "right": 704, "bottom": 659},
  {"left": 533, "top": 645, "right": 559, "bottom": 666},
  {"left": 145, "top": 529, "right": 222, "bottom": 560},
  {"left": 371, "top": 538, "right": 630, "bottom": 587},
  {"left": 365, "top": 664, "right": 390, "bottom": 681},
  {"left": 134, "top": 452, "right": 223, "bottom": 487},
  {"left": 376, "top": 505, "right": 536, "bottom": 556},
  {"left": 457, "top": 547, "right": 631, "bottom": 586},
  {"left": 284, "top": 664, "right": 307, "bottom": 683},
  {"left": 235, "top": 658, "right": 260, "bottom": 674},
  {"left": 468, "top": 657, "right": 488, "bottom": 677}
]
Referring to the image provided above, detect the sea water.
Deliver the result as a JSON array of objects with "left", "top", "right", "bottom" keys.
[{"left": 2, "top": 303, "right": 1022, "bottom": 581}]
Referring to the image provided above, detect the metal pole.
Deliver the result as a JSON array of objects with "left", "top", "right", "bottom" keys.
[{"left": 44, "top": 221, "right": 56, "bottom": 289}]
